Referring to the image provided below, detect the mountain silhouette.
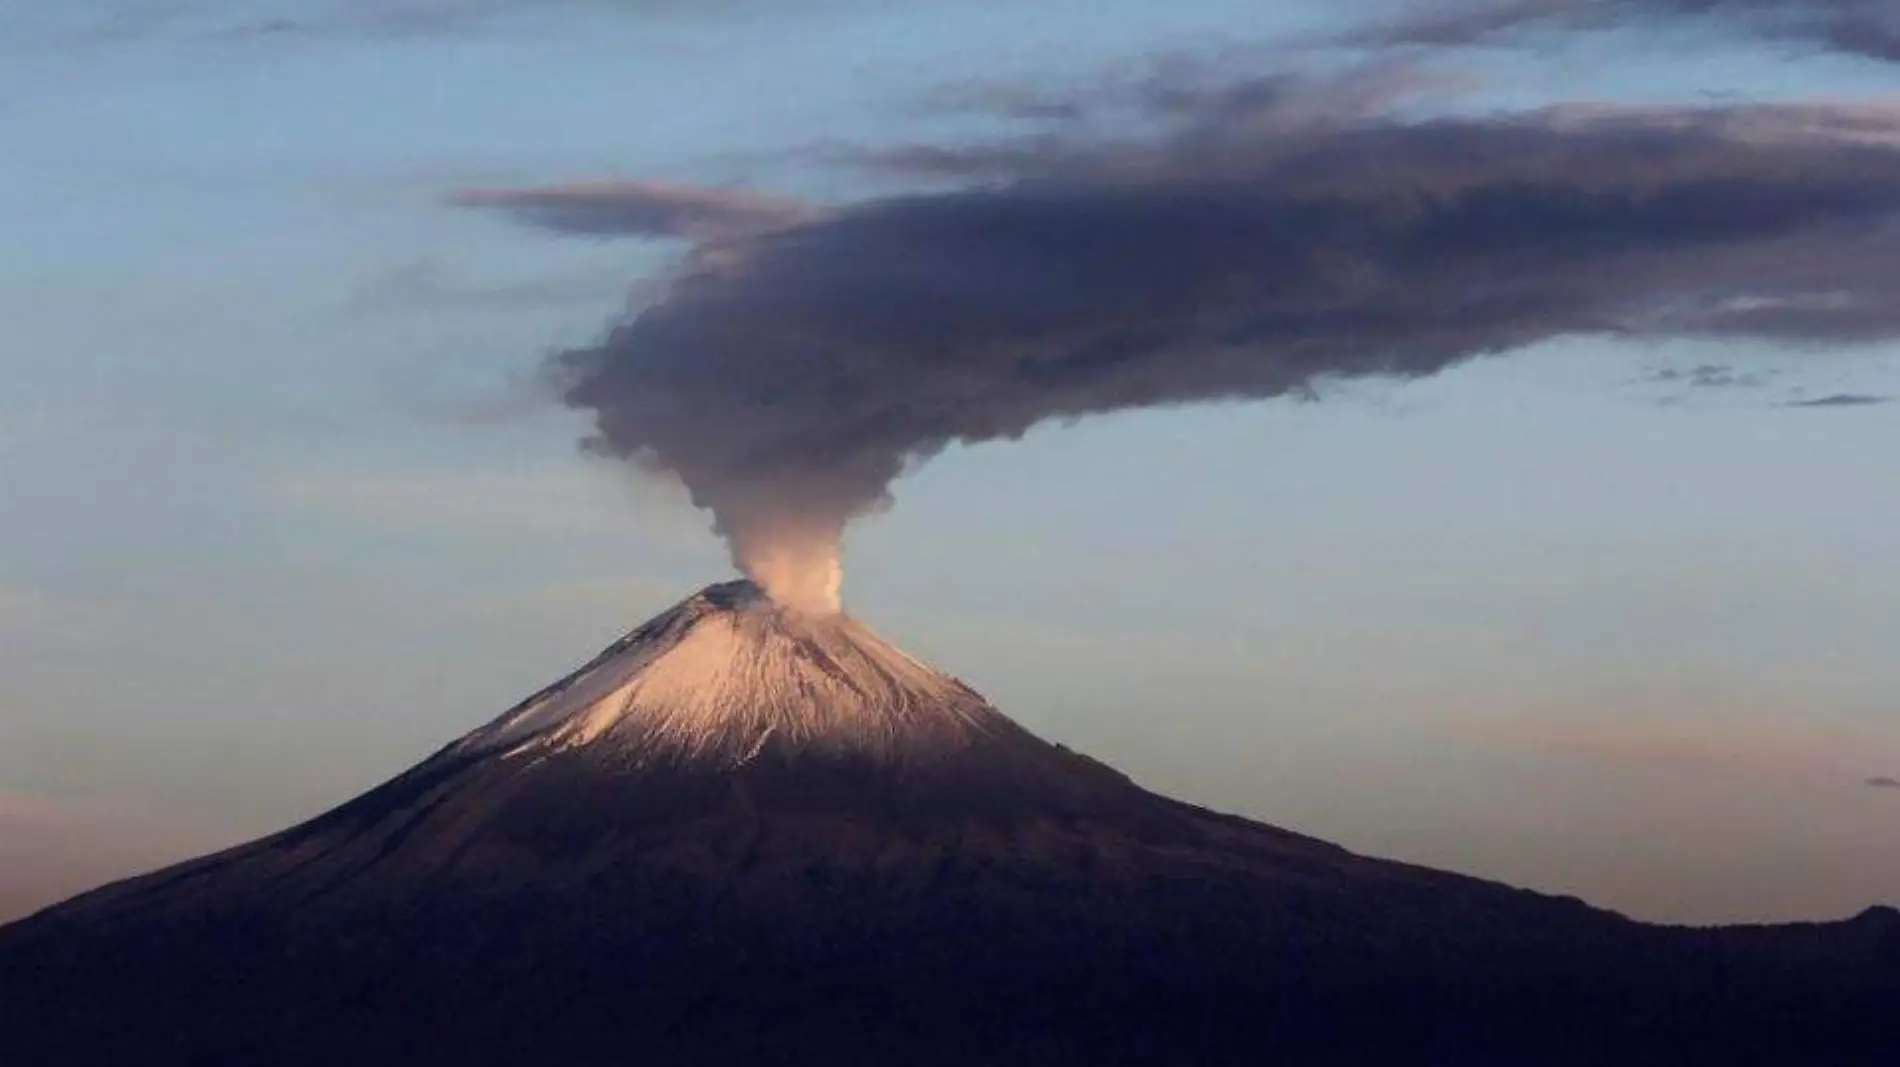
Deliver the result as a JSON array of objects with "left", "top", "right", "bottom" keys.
[{"left": 1, "top": 581, "right": 1895, "bottom": 1066}]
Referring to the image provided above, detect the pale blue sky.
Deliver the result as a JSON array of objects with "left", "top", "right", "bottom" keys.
[{"left": 2, "top": 0, "right": 1896, "bottom": 924}]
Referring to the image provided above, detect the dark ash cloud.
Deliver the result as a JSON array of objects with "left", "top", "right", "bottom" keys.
[
  {"left": 465, "top": 87, "right": 1900, "bottom": 594},
  {"left": 1787, "top": 393, "right": 1894, "bottom": 407},
  {"left": 1360, "top": 1, "right": 1900, "bottom": 63},
  {"left": 1868, "top": 776, "right": 1900, "bottom": 788},
  {"left": 450, "top": 181, "right": 814, "bottom": 240}
]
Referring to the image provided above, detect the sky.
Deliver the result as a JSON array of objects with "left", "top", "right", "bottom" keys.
[{"left": 1, "top": 0, "right": 1897, "bottom": 925}]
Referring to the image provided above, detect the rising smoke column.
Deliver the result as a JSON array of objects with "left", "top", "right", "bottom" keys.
[{"left": 463, "top": 85, "right": 1900, "bottom": 613}]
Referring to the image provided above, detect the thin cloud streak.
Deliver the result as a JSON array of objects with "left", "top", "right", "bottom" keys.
[
  {"left": 1651, "top": 364, "right": 1771, "bottom": 389},
  {"left": 1787, "top": 393, "right": 1894, "bottom": 407},
  {"left": 4, "top": 0, "right": 839, "bottom": 51},
  {"left": 450, "top": 181, "right": 815, "bottom": 241},
  {"left": 1357, "top": 1, "right": 1900, "bottom": 63}
]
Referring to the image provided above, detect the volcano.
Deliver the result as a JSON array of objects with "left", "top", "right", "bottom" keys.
[{"left": 1, "top": 581, "right": 1895, "bottom": 1066}]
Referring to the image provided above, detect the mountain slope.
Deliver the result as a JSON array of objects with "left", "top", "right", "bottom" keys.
[{"left": 1, "top": 581, "right": 1895, "bottom": 1067}]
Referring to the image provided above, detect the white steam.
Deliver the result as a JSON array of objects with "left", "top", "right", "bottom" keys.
[{"left": 729, "top": 520, "right": 844, "bottom": 615}]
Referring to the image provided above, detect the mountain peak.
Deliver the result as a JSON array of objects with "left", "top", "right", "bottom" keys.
[{"left": 449, "top": 579, "right": 1009, "bottom": 769}]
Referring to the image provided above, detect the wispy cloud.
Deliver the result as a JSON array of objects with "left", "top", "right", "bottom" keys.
[
  {"left": 6, "top": 1, "right": 815, "bottom": 51},
  {"left": 1650, "top": 363, "right": 1771, "bottom": 390},
  {"left": 905, "top": 55, "right": 1476, "bottom": 139},
  {"left": 1786, "top": 393, "right": 1894, "bottom": 408},
  {"left": 1867, "top": 776, "right": 1900, "bottom": 789},
  {"left": 1353, "top": 1, "right": 1900, "bottom": 64},
  {"left": 450, "top": 181, "right": 816, "bottom": 240}
]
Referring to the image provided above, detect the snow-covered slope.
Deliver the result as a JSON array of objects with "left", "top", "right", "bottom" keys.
[
  {"left": 450, "top": 580, "right": 1008, "bottom": 767},
  {"left": 9, "top": 579, "right": 1189, "bottom": 926}
]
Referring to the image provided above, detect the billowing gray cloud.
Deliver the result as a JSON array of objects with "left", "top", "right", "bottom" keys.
[
  {"left": 1788, "top": 393, "right": 1894, "bottom": 407},
  {"left": 1360, "top": 1, "right": 1900, "bottom": 63},
  {"left": 1868, "top": 776, "right": 1900, "bottom": 788},
  {"left": 450, "top": 181, "right": 814, "bottom": 240},
  {"left": 459, "top": 86, "right": 1900, "bottom": 607}
]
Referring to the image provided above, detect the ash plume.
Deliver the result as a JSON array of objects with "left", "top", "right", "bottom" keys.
[{"left": 460, "top": 82, "right": 1900, "bottom": 612}]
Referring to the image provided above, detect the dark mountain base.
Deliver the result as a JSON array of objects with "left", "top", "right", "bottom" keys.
[
  {"left": 2, "top": 755, "right": 1896, "bottom": 1067},
  {"left": 5, "top": 889, "right": 1898, "bottom": 1066}
]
